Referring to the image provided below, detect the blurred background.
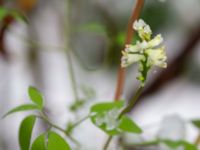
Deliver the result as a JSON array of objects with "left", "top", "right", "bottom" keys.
[{"left": 0, "top": 0, "right": 200, "bottom": 150}]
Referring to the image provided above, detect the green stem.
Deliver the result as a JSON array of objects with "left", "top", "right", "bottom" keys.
[
  {"left": 66, "top": 52, "right": 79, "bottom": 101},
  {"left": 64, "top": 0, "right": 79, "bottom": 102},
  {"left": 103, "top": 86, "right": 144, "bottom": 150},
  {"left": 67, "top": 115, "right": 90, "bottom": 133},
  {"left": 118, "top": 86, "right": 144, "bottom": 119},
  {"left": 38, "top": 112, "right": 79, "bottom": 145},
  {"left": 103, "top": 136, "right": 113, "bottom": 150},
  {"left": 104, "top": 0, "right": 145, "bottom": 148}
]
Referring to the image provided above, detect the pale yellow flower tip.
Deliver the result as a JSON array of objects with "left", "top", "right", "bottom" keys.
[
  {"left": 133, "top": 19, "right": 152, "bottom": 41},
  {"left": 145, "top": 46, "right": 167, "bottom": 68}
]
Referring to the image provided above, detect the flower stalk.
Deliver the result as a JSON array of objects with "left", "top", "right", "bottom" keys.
[
  {"left": 114, "top": 0, "right": 145, "bottom": 100},
  {"left": 103, "top": 1, "right": 145, "bottom": 149}
]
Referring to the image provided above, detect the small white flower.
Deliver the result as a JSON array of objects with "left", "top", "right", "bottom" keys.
[
  {"left": 121, "top": 53, "right": 145, "bottom": 67},
  {"left": 133, "top": 19, "right": 145, "bottom": 30},
  {"left": 145, "top": 47, "right": 167, "bottom": 68},
  {"left": 144, "top": 25, "right": 151, "bottom": 34},
  {"left": 133, "top": 19, "right": 152, "bottom": 40},
  {"left": 147, "top": 34, "right": 163, "bottom": 48},
  {"left": 122, "top": 34, "right": 166, "bottom": 68},
  {"left": 137, "top": 41, "right": 148, "bottom": 50}
]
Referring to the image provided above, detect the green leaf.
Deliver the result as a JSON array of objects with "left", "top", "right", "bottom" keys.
[
  {"left": 118, "top": 115, "right": 142, "bottom": 134},
  {"left": 70, "top": 100, "right": 86, "bottom": 112},
  {"left": 19, "top": 115, "right": 36, "bottom": 150},
  {"left": 90, "top": 101, "right": 124, "bottom": 113},
  {"left": 11, "top": 10, "right": 28, "bottom": 23},
  {"left": 28, "top": 86, "right": 44, "bottom": 108},
  {"left": 0, "top": 7, "right": 8, "bottom": 21},
  {"left": 47, "top": 131, "right": 71, "bottom": 150},
  {"left": 0, "top": 7, "right": 28, "bottom": 23},
  {"left": 163, "top": 140, "right": 197, "bottom": 150},
  {"left": 133, "top": 139, "right": 197, "bottom": 150},
  {"left": 192, "top": 119, "right": 200, "bottom": 129},
  {"left": 31, "top": 134, "right": 47, "bottom": 150},
  {"left": 66, "top": 121, "right": 74, "bottom": 134},
  {"left": 2, "top": 104, "right": 40, "bottom": 118},
  {"left": 182, "top": 141, "right": 197, "bottom": 150},
  {"left": 163, "top": 140, "right": 182, "bottom": 148}
]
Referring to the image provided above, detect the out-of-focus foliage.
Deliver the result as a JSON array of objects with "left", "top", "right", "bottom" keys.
[
  {"left": 90, "top": 101, "right": 142, "bottom": 135},
  {"left": 141, "top": 1, "right": 174, "bottom": 31},
  {"left": 0, "top": 6, "right": 28, "bottom": 23}
]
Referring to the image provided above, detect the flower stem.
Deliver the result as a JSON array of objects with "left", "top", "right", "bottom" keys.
[
  {"left": 114, "top": 0, "right": 145, "bottom": 101},
  {"left": 64, "top": 0, "right": 79, "bottom": 102},
  {"left": 103, "top": 86, "right": 144, "bottom": 150},
  {"left": 66, "top": 52, "right": 79, "bottom": 101},
  {"left": 195, "top": 133, "right": 200, "bottom": 145},
  {"left": 118, "top": 86, "right": 144, "bottom": 119},
  {"left": 103, "top": 136, "right": 113, "bottom": 150},
  {"left": 66, "top": 115, "right": 90, "bottom": 133},
  {"left": 103, "top": 1, "right": 145, "bottom": 149}
]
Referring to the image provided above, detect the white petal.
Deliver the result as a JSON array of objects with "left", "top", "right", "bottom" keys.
[
  {"left": 125, "top": 44, "right": 140, "bottom": 53},
  {"left": 145, "top": 47, "right": 167, "bottom": 68},
  {"left": 133, "top": 19, "right": 146, "bottom": 31},
  {"left": 137, "top": 41, "right": 148, "bottom": 50},
  {"left": 147, "top": 34, "right": 163, "bottom": 48},
  {"left": 143, "top": 25, "right": 152, "bottom": 34},
  {"left": 121, "top": 53, "right": 145, "bottom": 67}
]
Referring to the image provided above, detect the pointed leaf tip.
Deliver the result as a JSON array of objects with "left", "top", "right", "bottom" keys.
[
  {"left": 2, "top": 104, "right": 40, "bottom": 118},
  {"left": 28, "top": 86, "right": 44, "bottom": 109}
]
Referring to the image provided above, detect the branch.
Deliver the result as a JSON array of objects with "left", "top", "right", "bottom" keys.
[
  {"left": 0, "top": 15, "right": 14, "bottom": 60},
  {"left": 114, "top": 0, "right": 145, "bottom": 101}
]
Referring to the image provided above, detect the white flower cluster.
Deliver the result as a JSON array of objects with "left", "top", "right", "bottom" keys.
[
  {"left": 121, "top": 19, "right": 167, "bottom": 85},
  {"left": 94, "top": 108, "right": 120, "bottom": 131}
]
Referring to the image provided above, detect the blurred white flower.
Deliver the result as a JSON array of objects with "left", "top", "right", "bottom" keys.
[
  {"left": 157, "top": 115, "right": 186, "bottom": 150},
  {"left": 158, "top": 114, "right": 186, "bottom": 140},
  {"left": 145, "top": 46, "right": 167, "bottom": 68}
]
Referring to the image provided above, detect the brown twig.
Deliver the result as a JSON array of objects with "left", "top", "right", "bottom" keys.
[
  {"left": 0, "top": 15, "right": 14, "bottom": 60},
  {"left": 103, "top": 1, "right": 145, "bottom": 150},
  {"left": 114, "top": 0, "right": 145, "bottom": 101}
]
